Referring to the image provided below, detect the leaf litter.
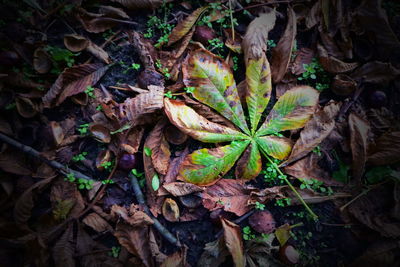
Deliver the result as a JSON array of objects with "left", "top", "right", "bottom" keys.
[{"left": 0, "top": 0, "right": 399, "bottom": 266}]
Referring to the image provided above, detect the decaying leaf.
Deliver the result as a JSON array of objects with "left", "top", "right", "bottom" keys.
[
  {"left": 351, "top": 61, "right": 400, "bottom": 84},
  {"left": 224, "top": 29, "right": 242, "bottom": 54},
  {"left": 42, "top": 63, "right": 109, "bottom": 107},
  {"left": 64, "top": 34, "right": 110, "bottom": 64},
  {"left": 317, "top": 44, "right": 358, "bottom": 74},
  {"left": 111, "top": 204, "right": 154, "bottom": 226},
  {"left": 167, "top": 6, "right": 208, "bottom": 46},
  {"left": 198, "top": 238, "right": 229, "bottom": 266},
  {"left": 83, "top": 212, "right": 112, "bottom": 232},
  {"left": 162, "top": 198, "right": 180, "bottom": 222},
  {"left": 146, "top": 120, "right": 170, "bottom": 175},
  {"left": 368, "top": 131, "right": 400, "bottom": 166},
  {"left": 284, "top": 101, "right": 341, "bottom": 166},
  {"left": 290, "top": 48, "right": 314, "bottom": 75},
  {"left": 271, "top": 7, "right": 296, "bottom": 83},
  {"left": 52, "top": 225, "right": 75, "bottom": 267},
  {"left": 162, "top": 182, "right": 203, "bottom": 196},
  {"left": 349, "top": 113, "right": 370, "bottom": 181},
  {"left": 76, "top": 7, "right": 131, "bottom": 33},
  {"left": 221, "top": 218, "right": 245, "bottom": 267}
]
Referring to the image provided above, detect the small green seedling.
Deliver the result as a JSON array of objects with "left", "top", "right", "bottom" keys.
[
  {"left": 102, "top": 179, "right": 115, "bottom": 185},
  {"left": 144, "top": 147, "right": 152, "bottom": 157},
  {"left": 84, "top": 86, "right": 95, "bottom": 98},
  {"left": 131, "top": 169, "right": 146, "bottom": 188},
  {"left": 242, "top": 226, "right": 256, "bottom": 241},
  {"left": 64, "top": 172, "right": 94, "bottom": 190},
  {"left": 109, "top": 246, "right": 121, "bottom": 258},
  {"left": 77, "top": 123, "right": 89, "bottom": 135},
  {"left": 164, "top": 91, "right": 175, "bottom": 99},
  {"left": 152, "top": 174, "right": 160, "bottom": 191},
  {"left": 275, "top": 198, "right": 291, "bottom": 207},
  {"left": 255, "top": 201, "right": 265, "bottom": 210},
  {"left": 72, "top": 151, "right": 88, "bottom": 162},
  {"left": 184, "top": 87, "right": 196, "bottom": 94},
  {"left": 312, "top": 146, "right": 322, "bottom": 156},
  {"left": 101, "top": 161, "right": 113, "bottom": 171}
]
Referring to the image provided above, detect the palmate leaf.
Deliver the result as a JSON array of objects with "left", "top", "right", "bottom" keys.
[
  {"left": 183, "top": 49, "right": 250, "bottom": 135},
  {"left": 164, "top": 98, "right": 249, "bottom": 143},
  {"left": 256, "top": 136, "right": 293, "bottom": 160},
  {"left": 235, "top": 140, "right": 262, "bottom": 180},
  {"left": 256, "top": 86, "right": 319, "bottom": 136},
  {"left": 246, "top": 54, "right": 272, "bottom": 134},
  {"left": 178, "top": 140, "right": 250, "bottom": 185}
]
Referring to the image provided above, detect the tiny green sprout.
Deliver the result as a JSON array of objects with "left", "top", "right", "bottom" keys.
[
  {"left": 77, "top": 123, "right": 89, "bottom": 135},
  {"left": 164, "top": 91, "right": 176, "bottom": 99},
  {"left": 312, "top": 145, "right": 322, "bottom": 156},
  {"left": 65, "top": 172, "right": 76, "bottom": 183},
  {"left": 109, "top": 246, "right": 121, "bottom": 258},
  {"left": 101, "top": 161, "right": 113, "bottom": 171},
  {"left": 184, "top": 87, "right": 196, "bottom": 94},
  {"left": 131, "top": 63, "right": 141, "bottom": 70},
  {"left": 242, "top": 226, "right": 256, "bottom": 240},
  {"left": 216, "top": 199, "right": 225, "bottom": 205},
  {"left": 131, "top": 168, "right": 144, "bottom": 178},
  {"left": 102, "top": 179, "right": 115, "bottom": 185},
  {"left": 232, "top": 56, "right": 239, "bottom": 71},
  {"left": 152, "top": 174, "right": 160, "bottom": 191},
  {"left": 144, "top": 147, "right": 152, "bottom": 157},
  {"left": 208, "top": 38, "right": 224, "bottom": 51},
  {"left": 275, "top": 198, "right": 291, "bottom": 207},
  {"left": 267, "top": 39, "right": 277, "bottom": 48},
  {"left": 255, "top": 201, "right": 265, "bottom": 210},
  {"left": 96, "top": 105, "right": 103, "bottom": 111},
  {"left": 72, "top": 151, "right": 88, "bottom": 162}
]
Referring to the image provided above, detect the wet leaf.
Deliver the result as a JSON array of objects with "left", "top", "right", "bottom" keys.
[
  {"left": 317, "top": 44, "right": 359, "bottom": 74},
  {"left": 164, "top": 98, "right": 248, "bottom": 143},
  {"left": 271, "top": 7, "right": 296, "bottom": 83},
  {"left": 235, "top": 141, "right": 262, "bottom": 180},
  {"left": 256, "top": 135, "right": 293, "bottom": 161},
  {"left": 198, "top": 238, "right": 229, "bottom": 266},
  {"left": 162, "top": 182, "right": 203, "bottom": 196},
  {"left": 221, "top": 218, "right": 245, "bottom": 267},
  {"left": 256, "top": 86, "right": 319, "bottom": 136},
  {"left": 242, "top": 11, "right": 276, "bottom": 62},
  {"left": 168, "top": 6, "right": 208, "bottom": 46},
  {"left": 42, "top": 63, "right": 109, "bottom": 108},
  {"left": 284, "top": 101, "right": 341, "bottom": 166},
  {"left": 162, "top": 198, "right": 180, "bottom": 222},
  {"left": 178, "top": 140, "right": 249, "bottom": 185},
  {"left": 351, "top": 61, "right": 400, "bottom": 84},
  {"left": 246, "top": 54, "right": 272, "bottom": 134},
  {"left": 182, "top": 49, "right": 249, "bottom": 134},
  {"left": 368, "top": 131, "right": 400, "bottom": 166},
  {"left": 349, "top": 113, "right": 370, "bottom": 181},
  {"left": 146, "top": 120, "right": 170, "bottom": 175},
  {"left": 83, "top": 212, "right": 112, "bottom": 232},
  {"left": 89, "top": 123, "right": 111, "bottom": 143}
]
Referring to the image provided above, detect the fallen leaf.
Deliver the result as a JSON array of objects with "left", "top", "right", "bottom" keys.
[
  {"left": 331, "top": 74, "right": 357, "bottom": 96},
  {"left": 146, "top": 120, "right": 170, "bottom": 175},
  {"left": 52, "top": 225, "right": 75, "bottom": 267},
  {"left": 351, "top": 61, "right": 400, "bottom": 84},
  {"left": 83, "top": 212, "right": 112, "bottom": 232},
  {"left": 350, "top": 239, "right": 400, "bottom": 266},
  {"left": 42, "top": 63, "right": 109, "bottom": 107},
  {"left": 305, "top": 1, "right": 320, "bottom": 29},
  {"left": 162, "top": 182, "right": 203, "bottom": 196},
  {"left": 224, "top": 29, "right": 243, "bottom": 54},
  {"left": 317, "top": 44, "right": 359, "bottom": 74},
  {"left": 284, "top": 101, "right": 341, "bottom": 166},
  {"left": 160, "top": 248, "right": 187, "bottom": 267},
  {"left": 290, "top": 48, "right": 314, "bottom": 75},
  {"left": 271, "top": 7, "right": 296, "bottom": 83},
  {"left": 242, "top": 11, "right": 276, "bottom": 62},
  {"left": 64, "top": 34, "right": 111, "bottom": 64},
  {"left": 162, "top": 198, "right": 180, "bottom": 222},
  {"left": 89, "top": 123, "right": 111, "bottom": 143},
  {"left": 15, "top": 97, "right": 38, "bottom": 118},
  {"left": 349, "top": 113, "right": 370, "bottom": 181},
  {"left": 368, "top": 131, "right": 400, "bottom": 165},
  {"left": 245, "top": 235, "right": 280, "bottom": 267},
  {"left": 198, "top": 238, "right": 229, "bottom": 266},
  {"left": 167, "top": 6, "right": 208, "bottom": 46},
  {"left": 111, "top": 204, "right": 154, "bottom": 226},
  {"left": 164, "top": 147, "right": 190, "bottom": 183},
  {"left": 111, "top": 0, "right": 166, "bottom": 9},
  {"left": 0, "top": 147, "right": 32, "bottom": 175},
  {"left": 164, "top": 124, "right": 188, "bottom": 145},
  {"left": 33, "top": 47, "right": 51, "bottom": 74},
  {"left": 50, "top": 178, "right": 85, "bottom": 219},
  {"left": 274, "top": 224, "right": 291, "bottom": 247},
  {"left": 76, "top": 7, "right": 131, "bottom": 33},
  {"left": 221, "top": 218, "right": 245, "bottom": 267}
]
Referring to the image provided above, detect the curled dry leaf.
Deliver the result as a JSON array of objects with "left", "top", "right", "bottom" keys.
[
  {"left": 33, "top": 47, "right": 51, "bottom": 74},
  {"left": 284, "top": 101, "right": 341, "bottom": 166},
  {"left": 64, "top": 34, "right": 111, "bottom": 64},
  {"left": 271, "top": 7, "right": 296, "bottom": 83},
  {"left": 76, "top": 7, "right": 131, "bottom": 33},
  {"left": 351, "top": 61, "right": 400, "bottom": 84},
  {"left": 15, "top": 97, "right": 38, "bottom": 118},
  {"left": 224, "top": 29, "right": 243, "bottom": 54},
  {"left": 89, "top": 123, "right": 111, "bottom": 143},
  {"left": 368, "top": 131, "right": 400, "bottom": 166},
  {"left": 164, "top": 124, "right": 188, "bottom": 145},
  {"left": 221, "top": 218, "right": 245, "bottom": 267},
  {"left": 242, "top": 11, "right": 276, "bottom": 62},
  {"left": 111, "top": 204, "right": 154, "bottom": 226},
  {"left": 162, "top": 198, "right": 180, "bottom": 222},
  {"left": 162, "top": 182, "right": 203, "bottom": 197},
  {"left": 146, "top": 120, "right": 170, "bottom": 175},
  {"left": 331, "top": 74, "right": 357, "bottom": 96},
  {"left": 96, "top": 149, "right": 112, "bottom": 170},
  {"left": 349, "top": 113, "right": 370, "bottom": 181},
  {"left": 83, "top": 212, "right": 112, "bottom": 232},
  {"left": 167, "top": 6, "right": 208, "bottom": 46},
  {"left": 121, "top": 126, "right": 145, "bottom": 154},
  {"left": 317, "top": 44, "right": 359, "bottom": 74},
  {"left": 290, "top": 48, "right": 314, "bottom": 76},
  {"left": 164, "top": 147, "right": 190, "bottom": 183},
  {"left": 42, "top": 63, "right": 109, "bottom": 108}
]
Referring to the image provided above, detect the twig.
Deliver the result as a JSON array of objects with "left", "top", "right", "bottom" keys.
[
  {"left": 130, "top": 173, "right": 181, "bottom": 247},
  {"left": 0, "top": 132, "right": 92, "bottom": 181}
]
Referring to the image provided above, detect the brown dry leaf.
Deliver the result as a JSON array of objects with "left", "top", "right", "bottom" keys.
[
  {"left": 368, "top": 131, "right": 400, "bottom": 166},
  {"left": 33, "top": 47, "right": 51, "bottom": 74},
  {"left": 349, "top": 113, "right": 370, "bottom": 181},
  {"left": 351, "top": 61, "right": 400, "bottom": 84},
  {"left": 122, "top": 85, "right": 164, "bottom": 124},
  {"left": 353, "top": 0, "right": 400, "bottom": 63},
  {"left": 198, "top": 238, "right": 229, "bottom": 266},
  {"left": 160, "top": 248, "right": 187, "bottom": 267},
  {"left": 164, "top": 124, "right": 188, "bottom": 145},
  {"left": 305, "top": 1, "right": 320, "bottom": 29},
  {"left": 52, "top": 224, "right": 75, "bottom": 267},
  {"left": 64, "top": 34, "right": 111, "bottom": 64},
  {"left": 98, "top": 5, "right": 130, "bottom": 19},
  {"left": 248, "top": 186, "right": 286, "bottom": 205},
  {"left": 201, "top": 179, "right": 250, "bottom": 216},
  {"left": 15, "top": 97, "right": 38, "bottom": 118},
  {"left": 242, "top": 11, "right": 276, "bottom": 62},
  {"left": 224, "top": 29, "right": 243, "bottom": 54},
  {"left": 14, "top": 177, "right": 54, "bottom": 225},
  {"left": 350, "top": 239, "right": 400, "bottom": 267},
  {"left": 50, "top": 178, "right": 85, "bottom": 219},
  {"left": 76, "top": 7, "right": 131, "bottom": 33},
  {"left": 162, "top": 198, "right": 180, "bottom": 222},
  {"left": 83, "top": 213, "right": 112, "bottom": 232},
  {"left": 221, "top": 218, "right": 245, "bottom": 267},
  {"left": 317, "top": 44, "right": 358, "bottom": 74},
  {"left": 114, "top": 222, "right": 154, "bottom": 267},
  {"left": 167, "top": 6, "right": 208, "bottom": 46},
  {"left": 271, "top": 7, "right": 296, "bottom": 83},
  {"left": 42, "top": 63, "right": 109, "bottom": 108},
  {"left": 111, "top": 204, "right": 154, "bottom": 226},
  {"left": 164, "top": 148, "right": 190, "bottom": 183},
  {"left": 348, "top": 185, "right": 400, "bottom": 238},
  {"left": 89, "top": 123, "right": 111, "bottom": 143},
  {"left": 146, "top": 120, "right": 170, "bottom": 175},
  {"left": 290, "top": 48, "right": 314, "bottom": 75},
  {"left": 244, "top": 234, "right": 279, "bottom": 267},
  {"left": 284, "top": 153, "right": 342, "bottom": 186},
  {"left": 111, "top": 0, "right": 166, "bottom": 9},
  {"left": 0, "top": 147, "right": 32, "bottom": 175},
  {"left": 284, "top": 101, "right": 341, "bottom": 166},
  {"left": 331, "top": 74, "right": 357, "bottom": 96},
  {"left": 162, "top": 182, "right": 203, "bottom": 196},
  {"left": 183, "top": 95, "right": 235, "bottom": 129}
]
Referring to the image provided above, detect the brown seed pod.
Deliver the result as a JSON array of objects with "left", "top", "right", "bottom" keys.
[
  {"left": 279, "top": 245, "right": 300, "bottom": 265},
  {"left": 164, "top": 124, "right": 188, "bottom": 145},
  {"left": 248, "top": 210, "right": 276, "bottom": 234},
  {"left": 96, "top": 149, "right": 112, "bottom": 171},
  {"left": 162, "top": 198, "right": 180, "bottom": 222},
  {"left": 179, "top": 194, "right": 202, "bottom": 209},
  {"left": 193, "top": 26, "right": 217, "bottom": 46},
  {"left": 89, "top": 123, "right": 111, "bottom": 143}
]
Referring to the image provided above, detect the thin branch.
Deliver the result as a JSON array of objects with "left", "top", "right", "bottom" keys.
[
  {"left": 130, "top": 173, "right": 181, "bottom": 247},
  {"left": 0, "top": 132, "right": 93, "bottom": 181}
]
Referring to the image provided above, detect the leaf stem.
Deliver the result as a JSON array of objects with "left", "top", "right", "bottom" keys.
[{"left": 261, "top": 150, "right": 319, "bottom": 220}]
